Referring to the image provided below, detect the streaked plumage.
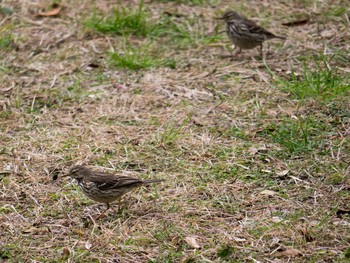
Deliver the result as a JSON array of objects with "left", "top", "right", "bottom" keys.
[
  {"left": 218, "top": 10, "right": 286, "bottom": 56},
  {"left": 67, "top": 165, "right": 164, "bottom": 213}
]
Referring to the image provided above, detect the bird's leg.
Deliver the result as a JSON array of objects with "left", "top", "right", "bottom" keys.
[
  {"left": 232, "top": 47, "right": 242, "bottom": 57},
  {"left": 259, "top": 44, "right": 263, "bottom": 58},
  {"left": 117, "top": 197, "right": 123, "bottom": 212},
  {"left": 96, "top": 203, "right": 109, "bottom": 220},
  {"left": 231, "top": 47, "right": 241, "bottom": 59}
]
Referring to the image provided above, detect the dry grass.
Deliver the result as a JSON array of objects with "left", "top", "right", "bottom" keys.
[{"left": 1, "top": 0, "right": 349, "bottom": 262}]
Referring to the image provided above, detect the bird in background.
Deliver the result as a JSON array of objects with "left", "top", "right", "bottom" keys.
[
  {"left": 217, "top": 10, "right": 286, "bottom": 57},
  {"left": 66, "top": 165, "right": 164, "bottom": 218}
]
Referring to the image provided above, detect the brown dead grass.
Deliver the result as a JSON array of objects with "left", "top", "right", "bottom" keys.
[{"left": 1, "top": 0, "right": 349, "bottom": 262}]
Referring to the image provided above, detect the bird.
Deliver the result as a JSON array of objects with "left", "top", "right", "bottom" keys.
[
  {"left": 66, "top": 165, "right": 164, "bottom": 216},
  {"left": 217, "top": 10, "right": 286, "bottom": 57}
]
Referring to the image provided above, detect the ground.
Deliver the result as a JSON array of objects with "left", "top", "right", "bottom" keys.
[{"left": 0, "top": 0, "right": 349, "bottom": 262}]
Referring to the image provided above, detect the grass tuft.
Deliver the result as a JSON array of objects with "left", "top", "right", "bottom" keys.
[
  {"left": 84, "top": 1, "right": 154, "bottom": 36},
  {"left": 276, "top": 54, "right": 350, "bottom": 101},
  {"left": 85, "top": 4, "right": 222, "bottom": 50},
  {"left": 0, "top": 33, "right": 13, "bottom": 50},
  {"left": 108, "top": 42, "right": 176, "bottom": 70},
  {"left": 261, "top": 116, "right": 330, "bottom": 155},
  {"left": 159, "top": 114, "right": 192, "bottom": 145}
]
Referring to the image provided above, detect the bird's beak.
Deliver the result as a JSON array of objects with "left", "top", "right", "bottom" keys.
[
  {"left": 61, "top": 171, "right": 70, "bottom": 178},
  {"left": 215, "top": 15, "right": 225, "bottom": 20}
]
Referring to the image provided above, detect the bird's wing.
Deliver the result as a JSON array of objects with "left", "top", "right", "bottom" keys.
[
  {"left": 243, "top": 18, "right": 276, "bottom": 39},
  {"left": 87, "top": 173, "right": 143, "bottom": 190}
]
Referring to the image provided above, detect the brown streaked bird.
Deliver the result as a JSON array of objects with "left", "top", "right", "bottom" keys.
[
  {"left": 66, "top": 165, "right": 164, "bottom": 216},
  {"left": 217, "top": 10, "right": 286, "bottom": 57}
]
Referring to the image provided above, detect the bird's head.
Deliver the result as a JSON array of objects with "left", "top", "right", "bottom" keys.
[
  {"left": 217, "top": 10, "right": 242, "bottom": 22},
  {"left": 67, "top": 165, "right": 89, "bottom": 181}
]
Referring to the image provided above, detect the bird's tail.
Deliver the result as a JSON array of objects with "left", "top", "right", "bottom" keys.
[{"left": 143, "top": 179, "right": 165, "bottom": 184}]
